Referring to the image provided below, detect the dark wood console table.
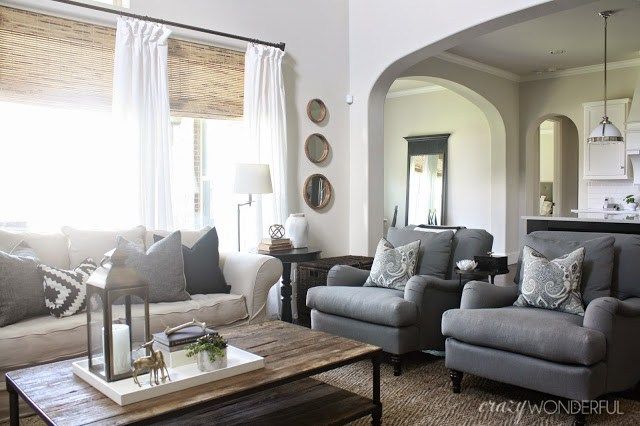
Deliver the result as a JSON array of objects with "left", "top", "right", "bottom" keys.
[{"left": 255, "top": 247, "right": 322, "bottom": 323}]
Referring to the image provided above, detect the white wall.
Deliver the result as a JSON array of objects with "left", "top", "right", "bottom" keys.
[
  {"left": 347, "top": 0, "right": 589, "bottom": 256},
  {"left": 7, "top": 0, "right": 351, "bottom": 256},
  {"left": 384, "top": 89, "right": 491, "bottom": 231},
  {"left": 519, "top": 66, "right": 640, "bottom": 222}
]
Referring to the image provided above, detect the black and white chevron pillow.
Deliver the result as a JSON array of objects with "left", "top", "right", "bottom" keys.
[{"left": 38, "top": 258, "right": 97, "bottom": 318}]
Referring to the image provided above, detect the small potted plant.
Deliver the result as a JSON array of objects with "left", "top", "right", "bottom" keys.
[
  {"left": 623, "top": 195, "right": 637, "bottom": 211},
  {"left": 186, "top": 332, "right": 228, "bottom": 372}
]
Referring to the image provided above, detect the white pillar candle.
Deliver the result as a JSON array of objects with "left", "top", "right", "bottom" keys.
[{"left": 103, "top": 324, "right": 131, "bottom": 376}]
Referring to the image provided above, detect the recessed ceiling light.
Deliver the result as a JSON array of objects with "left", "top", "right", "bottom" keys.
[{"left": 549, "top": 49, "right": 566, "bottom": 55}]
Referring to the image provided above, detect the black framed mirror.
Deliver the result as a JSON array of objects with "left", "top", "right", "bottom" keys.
[{"left": 404, "top": 134, "right": 449, "bottom": 226}]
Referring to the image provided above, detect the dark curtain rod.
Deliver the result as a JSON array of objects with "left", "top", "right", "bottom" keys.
[{"left": 49, "top": 0, "right": 285, "bottom": 51}]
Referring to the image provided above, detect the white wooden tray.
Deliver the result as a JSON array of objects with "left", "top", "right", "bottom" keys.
[{"left": 72, "top": 345, "right": 264, "bottom": 406}]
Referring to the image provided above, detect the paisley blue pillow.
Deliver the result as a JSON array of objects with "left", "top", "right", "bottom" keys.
[
  {"left": 514, "top": 245, "right": 585, "bottom": 316},
  {"left": 364, "top": 238, "right": 421, "bottom": 291}
]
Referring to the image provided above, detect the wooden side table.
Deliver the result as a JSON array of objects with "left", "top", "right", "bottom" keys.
[
  {"left": 454, "top": 267, "right": 506, "bottom": 286},
  {"left": 255, "top": 247, "right": 322, "bottom": 323}
]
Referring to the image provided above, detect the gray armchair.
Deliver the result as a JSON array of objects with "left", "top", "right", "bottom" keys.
[
  {"left": 307, "top": 226, "right": 493, "bottom": 375},
  {"left": 442, "top": 231, "right": 640, "bottom": 425}
]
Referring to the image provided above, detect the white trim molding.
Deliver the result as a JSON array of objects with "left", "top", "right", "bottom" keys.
[
  {"left": 436, "top": 52, "right": 521, "bottom": 82},
  {"left": 437, "top": 51, "right": 640, "bottom": 83},
  {"left": 386, "top": 84, "right": 446, "bottom": 99},
  {"left": 521, "top": 57, "right": 640, "bottom": 82}
]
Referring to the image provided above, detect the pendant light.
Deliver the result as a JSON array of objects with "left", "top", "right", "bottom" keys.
[{"left": 588, "top": 10, "right": 623, "bottom": 143}]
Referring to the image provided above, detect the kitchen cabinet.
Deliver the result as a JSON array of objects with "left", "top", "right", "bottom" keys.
[{"left": 583, "top": 98, "right": 630, "bottom": 179}]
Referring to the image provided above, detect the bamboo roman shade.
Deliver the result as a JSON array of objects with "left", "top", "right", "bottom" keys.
[{"left": 0, "top": 6, "right": 244, "bottom": 118}]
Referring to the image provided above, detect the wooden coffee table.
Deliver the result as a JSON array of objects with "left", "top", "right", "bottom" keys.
[{"left": 5, "top": 321, "right": 382, "bottom": 425}]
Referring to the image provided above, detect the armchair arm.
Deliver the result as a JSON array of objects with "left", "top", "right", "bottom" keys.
[
  {"left": 326, "top": 265, "right": 370, "bottom": 287},
  {"left": 220, "top": 252, "right": 283, "bottom": 324},
  {"left": 583, "top": 297, "right": 640, "bottom": 392},
  {"left": 404, "top": 275, "right": 463, "bottom": 351},
  {"left": 460, "top": 280, "right": 519, "bottom": 309}
]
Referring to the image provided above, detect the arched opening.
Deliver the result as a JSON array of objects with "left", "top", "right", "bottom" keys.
[
  {"left": 526, "top": 114, "right": 579, "bottom": 218},
  {"left": 383, "top": 76, "right": 505, "bottom": 241},
  {"left": 350, "top": 0, "right": 594, "bottom": 256}
]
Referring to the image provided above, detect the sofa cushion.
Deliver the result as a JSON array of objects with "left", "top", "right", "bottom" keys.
[
  {"left": 117, "top": 231, "right": 190, "bottom": 303},
  {"left": 0, "top": 243, "right": 49, "bottom": 327},
  {"left": 0, "top": 293, "right": 248, "bottom": 378},
  {"left": 387, "top": 227, "right": 453, "bottom": 279},
  {"left": 442, "top": 306, "right": 606, "bottom": 366},
  {"left": 154, "top": 227, "right": 229, "bottom": 295},
  {"left": 307, "top": 286, "right": 418, "bottom": 327},
  {"left": 364, "top": 238, "right": 420, "bottom": 290},
  {"left": 515, "top": 233, "right": 614, "bottom": 305},
  {"left": 0, "top": 229, "right": 69, "bottom": 269},
  {"left": 62, "top": 225, "right": 146, "bottom": 268},
  {"left": 514, "top": 246, "right": 586, "bottom": 316},
  {"left": 523, "top": 232, "right": 640, "bottom": 301},
  {"left": 39, "top": 258, "right": 97, "bottom": 318}
]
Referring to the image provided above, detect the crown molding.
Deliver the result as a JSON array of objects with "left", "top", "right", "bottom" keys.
[
  {"left": 386, "top": 84, "right": 446, "bottom": 99},
  {"left": 437, "top": 52, "right": 640, "bottom": 83},
  {"left": 436, "top": 52, "right": 521, "bottom": 82},
  {"left": 521, "top": 57, "right": 640, "bottom": 81}
]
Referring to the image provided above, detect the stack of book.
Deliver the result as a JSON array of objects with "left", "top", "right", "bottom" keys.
[
  {"left": 257, "top": 238, "right": 293, "bottom": 252},
  {"left": 153, "top": 325, "right": 214, "bottom": 368}
]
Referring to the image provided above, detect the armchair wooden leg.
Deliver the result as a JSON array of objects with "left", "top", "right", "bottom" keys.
[
  {"left": 390, "top": 354, "right": 402, "bottom": 376},
  {"left": 450, "top": 369, "right": 463, "bottom": 393}
]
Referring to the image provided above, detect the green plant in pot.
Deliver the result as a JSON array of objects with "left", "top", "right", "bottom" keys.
[
  {"left": 186, "top": 333, "right": 228, "bottom": 372},
  {"left": 623, "top": 195, "right": 637, "bottom": 211}
]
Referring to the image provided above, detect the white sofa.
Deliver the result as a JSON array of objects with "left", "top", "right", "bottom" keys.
[{"left": 0, "top": 227, "right": 282, "bottom": 421}]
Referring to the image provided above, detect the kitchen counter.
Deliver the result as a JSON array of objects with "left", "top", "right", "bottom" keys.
[
  {"left": 522, "top": 215, "right": 640, "bottom": 225},
  {"left": 523, "top": 216, "right": 640, "bottom": 235}
]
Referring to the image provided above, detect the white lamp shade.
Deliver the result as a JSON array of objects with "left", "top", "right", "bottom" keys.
[
  {"left": 588, "top": 118, "right": 623, "bottom": 142},
  {"left": 234, "top": 163, "right": 273, "bottom": 194}
]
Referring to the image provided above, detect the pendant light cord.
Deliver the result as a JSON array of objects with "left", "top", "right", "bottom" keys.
[{"left": 603, "top": 14, "right": 608, "bottom": 120}]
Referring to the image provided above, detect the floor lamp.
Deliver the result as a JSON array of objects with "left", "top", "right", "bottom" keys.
[{"left": 234, "top": 164, "right": 273, "bottom": 251}]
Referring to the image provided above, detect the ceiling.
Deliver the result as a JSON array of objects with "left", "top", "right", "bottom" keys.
[
  {"left": 448, "top": 0, "right": 640, "bottom": 76},
  {"left": 387, "top": 79, "right": 443, "bottom": 95}
]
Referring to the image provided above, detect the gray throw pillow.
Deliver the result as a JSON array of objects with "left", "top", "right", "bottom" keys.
[
  {"left": 117, "top": 231, "right": 190, "bottom": 303},
  {"left": 514, "top": 233, "right": 614, "bottom": 304},
  {"left": 387, "top": 227, "right": 454, "bottom": 279},
  {"left": 0, "top": 242, "right": 48, "bottom": 327},
  {"left": 153, "top": 227, "right": 229, "bottom": 295},
  {"left": 514, "top": 245, "right": 586, "bottom": 316},
  {"left": 364, "top": 238, "right": 421, "bottom": 291}
]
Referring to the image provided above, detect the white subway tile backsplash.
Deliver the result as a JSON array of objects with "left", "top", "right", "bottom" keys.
[{"left": 587, "top": 180, "right": 639, "bottom": 209}]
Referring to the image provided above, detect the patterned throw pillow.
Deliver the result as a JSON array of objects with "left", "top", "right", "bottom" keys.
[
  {"left": 514, "top": 245, "right": 585, "bottom": 316},
  {"left": 38, "top": 258, "right": 97, "bottom": 318},
  {"left": 364, "top": 238, "right": 421, "bottom": 291}
]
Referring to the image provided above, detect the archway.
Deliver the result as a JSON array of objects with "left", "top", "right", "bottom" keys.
[
  {"left": 383, "top": 76, "right": 505, "bottom": 242},
  {"left": 525, "top": 114, "right": 580, "bottom": 218},
  {"left": 349, "top": 0, "right": 594, "bottom": 256}
]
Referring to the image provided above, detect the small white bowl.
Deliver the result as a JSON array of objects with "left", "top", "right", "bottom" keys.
[{"left": 456, "top": 259, "right": 478, "bottom": 271}]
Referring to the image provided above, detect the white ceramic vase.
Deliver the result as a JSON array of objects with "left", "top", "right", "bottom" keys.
[{"left": 285, "top": 213, "right": 308, "bottom": 248}]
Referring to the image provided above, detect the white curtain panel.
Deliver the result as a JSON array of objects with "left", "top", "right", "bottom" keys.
[
  {"left": 113, "top": 17, "right": 174, "bottom": 230},
  {"left": 244, "top": 43, "right": 288, "bottom": 240}
]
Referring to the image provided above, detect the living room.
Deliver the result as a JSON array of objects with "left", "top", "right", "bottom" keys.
[{"left": 1, "top": 0, "right": 640, "bottom": 424}]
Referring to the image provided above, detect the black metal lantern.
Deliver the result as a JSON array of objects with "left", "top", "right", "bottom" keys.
[{"left": 86, "top": 249, "right": 150, "bottom": 382}]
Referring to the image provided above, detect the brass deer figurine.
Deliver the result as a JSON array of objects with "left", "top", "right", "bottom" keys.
[{"left": 132, "top": 340, "right": 171, "bottom": 387}]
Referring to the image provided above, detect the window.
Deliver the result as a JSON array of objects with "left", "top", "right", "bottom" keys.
[{"left": 0, "top": 6, "right": 245, "bottom": 243}]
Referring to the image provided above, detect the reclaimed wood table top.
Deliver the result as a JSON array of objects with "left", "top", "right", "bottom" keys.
[{"left": 6, "top": 321, "right": 381, "bottom": 425}]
